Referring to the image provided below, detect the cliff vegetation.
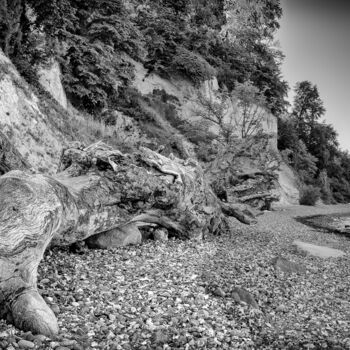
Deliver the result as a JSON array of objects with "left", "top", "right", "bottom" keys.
[{"left": 0, "top": 0, "right": 350, "bottom": 202}]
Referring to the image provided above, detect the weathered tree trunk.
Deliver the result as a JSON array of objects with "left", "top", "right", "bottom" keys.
[
  {"left": 0, "top": 141, "right": 256, "bottom": 336},
  {"left": 0, "top": 142, "right": 255, "bottom": 335}
]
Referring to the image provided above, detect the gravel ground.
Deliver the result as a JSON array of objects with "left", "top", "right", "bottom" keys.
[{"left": 1, "top": 204, "right": 350, "bottom": 349}]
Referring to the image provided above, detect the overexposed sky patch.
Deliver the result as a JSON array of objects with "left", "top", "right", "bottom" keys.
[{"left": 276, "top": 0, "right": 350, "bottom": 151}]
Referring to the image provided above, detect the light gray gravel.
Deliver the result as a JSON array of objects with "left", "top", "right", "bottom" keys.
[{"left": 0, "top": 204, "right": 350, "bottom": 349}]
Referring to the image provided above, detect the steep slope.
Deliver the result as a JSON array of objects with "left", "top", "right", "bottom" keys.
[
  {"left": 275, "top": 162, "right": 300, "bottom": 205},
  {"left": 0, "top": 50, "right": 134, "bottom": 173},
  {"left": 0, "top": 46, "right": 298, "bottom": 208},
  {"left": 128, "top": 58, "right": 287, "bottom": 208},
  {"left": 0, "top": 50, "right": 73, "bottom": 173}
]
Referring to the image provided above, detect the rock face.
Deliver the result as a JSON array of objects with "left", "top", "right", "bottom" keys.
[
  {"left": 0, "top": 50, "right": 70, "bottom": 173},
  {"left": 0, "top": 50, "right": 119, "bottom": 175},
  {"left": 131, "top": 56, "right": 277, "bottom": 140},
  {"left": 275, "top": 162, "right": 300, "bottom": 206},
  {"left": 128, "top": 59, "right": 289, "bottom": 205},
  {"left": 38, "top": 60, "right": 68, "bottom": 109},
  {"left": 293, "top": 240, "right": 345, "bottom": 258}
]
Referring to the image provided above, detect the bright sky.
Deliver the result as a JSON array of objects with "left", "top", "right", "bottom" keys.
[{"left": 276, "top": 0, "right": 350, "bottom": 151}]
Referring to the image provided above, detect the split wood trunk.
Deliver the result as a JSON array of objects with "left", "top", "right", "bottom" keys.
[{"left": 0, "top": 141, "right": 254, "bottom": 336}]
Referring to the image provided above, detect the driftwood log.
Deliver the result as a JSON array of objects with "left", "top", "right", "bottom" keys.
[{"left": 0, "top": 141, "right": 255, "bottom": 336}]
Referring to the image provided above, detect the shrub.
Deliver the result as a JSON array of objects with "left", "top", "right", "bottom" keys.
[
  {"left": 299, "top": 185, "right": 321, "bottom": 206},
  {"left": 61, "top": 40, "right": 135, "bottom": 115},
  {"left": 171, "top": 47, "right": 216, "bottom": 85},
  {"left": 195, "top": 141, "right": 218, "bottom": 162},
  {"left": 116, "top": 87, "right": 156, "bottom": 123}
]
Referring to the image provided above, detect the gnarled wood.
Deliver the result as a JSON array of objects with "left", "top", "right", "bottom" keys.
[
  {"left": 1, "top": 141, "right": 257, "bottom": 336},
  {"left": 0, "top": 141, "right": 258, "bottom": 336},
  {"left": 220, "top": 202, "right": 257, "bottom": 225}
]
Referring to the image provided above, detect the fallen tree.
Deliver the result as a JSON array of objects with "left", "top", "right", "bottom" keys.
[{"left": 0, "top": 141, "right": 256, "bottom": 336}]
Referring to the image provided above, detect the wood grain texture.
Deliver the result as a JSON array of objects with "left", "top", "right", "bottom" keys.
[{"left": 0, "top": 141, "right": 254, "bottom": 335}]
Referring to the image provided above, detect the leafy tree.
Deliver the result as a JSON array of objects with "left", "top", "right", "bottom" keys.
[
  {"left": 308, "top": 122, "right": 338, "bottom": 169},
  {"left": 25, "top": 0, "right": 139, "bottom": 115},
  {"left": 171, "top": 46, "right": 216, "bottom": 84},
  {"left": 26, "top": 0, "right": 76, "bottom": 40},
  {"left": 135, "top": 1, "right": 188, "bottom": 76},
  {"left": 292, "top": 81, "right": 326, "bottom": 144},
  {"left": 219, "top": 0, "right": 287, "bottom": 114},
  {"left": 193, "top": 90, "right": 231, "bottom": 144},
  {"left": 133, "top": 0, "right": 288, "bottom": 116},
  {"left": 299, "top": 185, "right": 321, "bottom": 206},
  {"left": 60, "top": 38, "right": 134, "bottom": 113},
  {"left": 277, "top": 117, "right": 298, "bottom": 151},
  {"left": 249, "top": 48, "right": 289, "bottom": 115},
  {"left": 224, "top": 0, "right": 282, "bottom": 47},
  {"left": 159, "top": 0, "right": 190, "bottom": 14},
  {"left": 231, "top": 80, "right": 268, "bottom": 138},
  {"left": 291, "top": 140, "right": 318, "bottom": 184},
  {"left": 193, "top": 80, "right": 268, "bottom": 144},
  {"left": 2, "top": 0, "right": 288, "bottom": 121},
  {"left": 191, "top": 0, "right": 225, "bottom": 29},
  {"left": 278, "top": 80, "right": 350, "bottom": 203},
  {"left": 0, "top": 0, "right": 25, "bottom": 56}
]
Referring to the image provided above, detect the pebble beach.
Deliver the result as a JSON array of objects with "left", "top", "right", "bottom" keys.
[{"left": 1, "top": 204, "right": 350, "bottom": 349}]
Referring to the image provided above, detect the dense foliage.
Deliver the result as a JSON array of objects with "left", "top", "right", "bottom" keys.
[
  {"left": 0, "top": 0, "right": 288, "bottom": 116},
  {"left": 26, "top": 0, "right": 140, "bottom": 114},
  {"left": 278, "top": 81, "right": 350, "bottom": 203},
  {"left": 299, "top": 185, "right": 321, "bottom": 206},
  {"left": 2, "top": 0, "right": 349, "bottom": 202}
]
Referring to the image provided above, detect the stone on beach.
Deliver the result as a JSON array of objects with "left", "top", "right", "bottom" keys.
[
  {"left": 293, "top": 240, "right": 345, "bottom": 258},
  {"left": 271, "top": 256, "right": 306, "bottom": 274}
]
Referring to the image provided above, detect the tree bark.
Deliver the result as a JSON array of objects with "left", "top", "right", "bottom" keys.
[{"left": 0, "top": 141, "right": 256, "bottom": 336}]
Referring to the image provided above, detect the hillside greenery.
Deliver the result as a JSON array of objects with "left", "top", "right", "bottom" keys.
[
  {"left": 1, "top": 0, "right": 350, "bottom": 203},
  {"left": 278, "top": 81, "right": 350, "bottom": 203},
  {"left": 0, "top": 0, "right": 288, "bottom": 116}
]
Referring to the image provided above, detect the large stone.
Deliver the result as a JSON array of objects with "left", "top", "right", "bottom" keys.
[
  {"left": 293, "top": 240, "right": 345, "bottom": 258},
  {"left": 85, "top": 223, "right": 142, "bottom": 249},
  {"left": 231, "top": 287, "right": 259, "bottom": 308},
  {"left": 38, "top": 60, "right": 68, "bottom": 109},
  {"left": 17, "top": 339, "right": 35, "bottom": 349},
  {"left": 153, "top": 228, "right": 169, "bottom": 242},
  {"left": 272, "top": 256, "right": 305, "bottom": 274}
]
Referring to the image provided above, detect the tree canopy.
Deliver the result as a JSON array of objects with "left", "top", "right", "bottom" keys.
[
  {"left": 0, "top": 0, "right": 288, "bottom": 116},
  {"left": 278, "top": 80, "right": 350, "bottom": 203}
]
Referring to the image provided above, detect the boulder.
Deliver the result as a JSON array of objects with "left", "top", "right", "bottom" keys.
[
  {"left": 153, "top": 228, "right": 169, "bottom": 242},
  {"left": 85, "top": 223, "right": 142, "bottom": 249},
  {"left": 271, "top": 256, "right": 306, "bottom": 274},
  {"left": 293, "top": 240, "right": 345, "bottom": 258},
  {"left": 231, "top": 287, "right": 259, "bottom": 308}
]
